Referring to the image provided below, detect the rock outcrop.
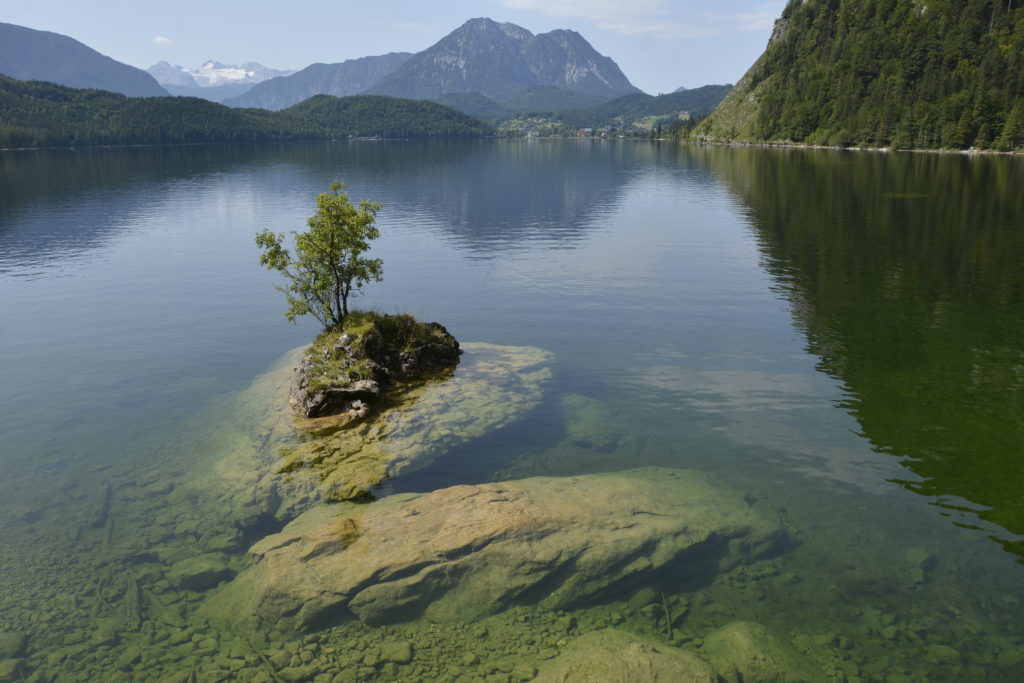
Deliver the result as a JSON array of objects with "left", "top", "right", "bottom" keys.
[
  {"left": 289, "top": 314, "right": 461, "bottom": 420},
  {"left": 202, "top": 468, "right": 787, "bottom": 633},
  {"left": 535, "top": 628, "right": 716, "bottom": 682},
  {"left": 279, "top": 342, "right": 552, "bottom": 501}
]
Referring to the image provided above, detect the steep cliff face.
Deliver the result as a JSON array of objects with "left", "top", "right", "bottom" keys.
[
  {"left": 697, "top": 0, "right": 1024, "bottom": 150},
  {"left": 520, "top": 29, "right": 637, "bottom": 97},
  {"left": 366, "top": 18, "right": 639, "bottom": 103}
]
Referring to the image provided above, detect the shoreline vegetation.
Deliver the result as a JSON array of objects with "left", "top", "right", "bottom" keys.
[{"left": 681, "top": 138, "right": 1024, "bottom": 156}]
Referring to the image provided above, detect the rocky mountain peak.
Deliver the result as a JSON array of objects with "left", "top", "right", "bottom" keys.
[{"left": 366, "top": 17, "right": 639, "bottom": 103}]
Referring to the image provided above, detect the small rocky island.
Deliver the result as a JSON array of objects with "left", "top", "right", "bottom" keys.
[
  {"left": 289, "top": 311, "right": 461, "bottom": 429},
  {"left": 271, "top": 310, "right": 567, "bottom": 504}
]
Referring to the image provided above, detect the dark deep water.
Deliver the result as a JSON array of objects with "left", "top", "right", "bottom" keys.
[{"left": 1, "top": 140, "right": 1023, "bottom": 681}]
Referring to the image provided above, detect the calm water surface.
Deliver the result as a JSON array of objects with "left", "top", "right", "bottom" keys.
[{"left": 1, "top": 140, "right": 1023, "bottom": 681}]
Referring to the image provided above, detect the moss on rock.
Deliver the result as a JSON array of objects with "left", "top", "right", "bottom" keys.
[{"left": 289, "top": 312, "right": 461, "bottom": 422}]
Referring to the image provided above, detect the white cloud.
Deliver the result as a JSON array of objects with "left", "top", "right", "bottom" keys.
[
  {"left": 498, "top": 0, "right": 782, "bottom": 40},
  {"left": 152, "top": 35, "right": 173, "bottom": 48}
]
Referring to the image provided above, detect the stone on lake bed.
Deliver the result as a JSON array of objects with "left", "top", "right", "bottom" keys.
[
  {"left": 535, "top": 628, "right": 717, "bottom": 682},
  {"left": 0, "top": 634, "right": 25, "bottom": 660},
  {"left": 701, "top": 621, "right": 824, "bottom": 682},
  {"left": 0, "top": 659, "right": 26, "bottom": 682},
  {"left": 379, "top": 640, "right": 414, "bottom": 664},
  {"left": 168, "top": 553, "right": 236, "bottom": 591},
  {"left": 202, "top": 467, "right": 787, "bottom": 632}
]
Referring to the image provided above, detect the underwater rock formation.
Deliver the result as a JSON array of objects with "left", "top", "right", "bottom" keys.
[
  {"left": 278, "top": 342, "right": 553, "bottom": 501},
  {"left": 535, "top": 628, "right": 717, "bottom": 682},
  {"left": 203, "top": 467, "right": 787, "bottom": 633},
  {"left": 702, "top": 621, "right": 823, "bottom": 683}
]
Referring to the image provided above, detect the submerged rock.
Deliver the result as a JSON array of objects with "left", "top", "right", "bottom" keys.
[
  {"left": 203, "top": 467, "right": 787, "bottom": 633},
  {"left": 175, "top": 340, "right": 550, "bottom": 552},
  {"left": 701, "top": 621, "right": 823, "bottom": 683},
  {"left": 535, "top": 628, "right": 716, "bottom": 682},
  {"left": 279, "top": 342, "right": 553, "bottom": 502},
  {"left": 0, "top": 659, "right": 26, "bottom": 682},
  {"left": 0, "top": 634, "right": 25, "bottom": 660},
  {"left": 168, "top": 553, "right": 236, "bottom": 591}
]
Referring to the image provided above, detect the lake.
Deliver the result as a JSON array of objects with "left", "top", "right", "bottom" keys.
[{"left": 1, "top": 140, "right": 1022, "bottom": 681}]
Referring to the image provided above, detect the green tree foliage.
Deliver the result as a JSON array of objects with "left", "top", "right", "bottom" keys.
[
  {"left": 256, "top": 183, "right": 383, "bottom": 331},
  {"left": 524, "top": 85, "right": 733, "bottom": 129},
  {"left": 698, "top": 0, "right": 1024, "bottom": 150},
  {"left": 0, "top": 75, "right": 492, "bottom": 149}
]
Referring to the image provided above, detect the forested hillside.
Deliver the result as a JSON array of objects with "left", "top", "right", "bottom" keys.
[
  {"left": 697, "top": 0, "right": 1024, "bottom": 150},
  {"left": 281, "top": 95, "right": 490, "bottom": 138},
  {"left": 0, "top": 76, "right": 491, "bottom": 148},
  {"left": 547, "top": 85, "right": 733, "bottom": 129}
]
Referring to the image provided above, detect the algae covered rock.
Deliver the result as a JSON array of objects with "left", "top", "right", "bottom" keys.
[
  {"left": 0, "top": 634, "right": 24, "bottom": 660},
  {"left": 289, "top": 313, "right": 460, "bottom": 419},
  {"left": 168, "top": 553, "right": 236, "bottom": 591},
  {"left": 536, "top": 628, "right": 716, "bottom": 682},
  {"left": 202, "top": 467, "right": 787, "bottom": 633},
  {"left": 279, "top": 342, "right": 553, "bottom": 501},
  {"left": 702, "top": 621, "right": 823, "bottom": 683},
  {"left": 0, "top": 659, "right": 26, "bottom": 682}
]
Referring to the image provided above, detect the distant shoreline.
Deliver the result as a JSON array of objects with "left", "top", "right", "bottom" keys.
[
  {"left": 682, "top": 138, "right": 1024, "bottom": 157},
  {"left": 4, "top": 136, "right": 1021, "bottom": 155}
]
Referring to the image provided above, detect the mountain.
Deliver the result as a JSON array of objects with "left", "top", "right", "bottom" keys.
[
  {"left": 0, "top": 75, "right": 491, "bottom": 149},
  {"left": 188, "top": 60, "right": 294, "bottom": 86},
  {"left": 696, "top": 0, "right": 1024, "bottom": 150},
  {"left": 148, "top": 60, "right": 295, "bottom": 88},
  {"left": 147, "top": 60, "right": 297, "bottom": 103},
  {"left": 0, "top": 22, "right": 167, "bottom": 97},
  {"left": 503, "top": 85, "right": 610, "bottom": 113},
  {"left": 225, "top": 53, "right": 412, "bottom": 110},
  {"left": 148, "top": 60, "right": 198, "bottom": 87},
  {"left": 366, "top": 18, "right": 640, "bottom": 103},
  {"left": 430, "top": 93, "right": 513, "bottom": 121},
  {"left": 161, "top": 82, "right": 259, "bottom": 103},
  {"left": 427, "top": 87, "right": 609, "bottom": 122}
]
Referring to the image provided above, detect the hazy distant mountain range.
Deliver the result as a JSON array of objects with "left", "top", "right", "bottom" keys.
[
  {"left": 226, "top": 53, "right": 413, "bottom": 109},
  {"left": 0, "top": 21, "right": 166, "bottom": 97},
  {"left": 149, "top": 60, "right": 295, "bottom": 88},
  {"left": 146, "top": 60, "right": 296, "bottom": 103}
]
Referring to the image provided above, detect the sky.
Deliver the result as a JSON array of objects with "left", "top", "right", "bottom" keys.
[{"left": 2, "top": 0, "right": 789, "bottom": 94}]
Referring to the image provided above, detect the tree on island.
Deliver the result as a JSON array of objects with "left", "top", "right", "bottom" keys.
[{"left": 256, "top": 182, "right": 383, "bottom": 331}]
